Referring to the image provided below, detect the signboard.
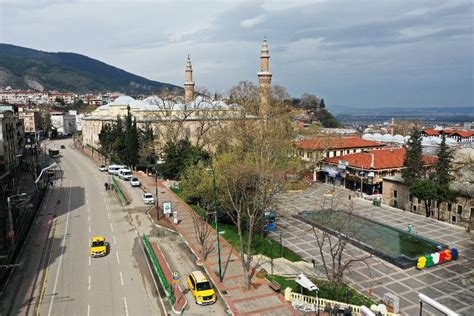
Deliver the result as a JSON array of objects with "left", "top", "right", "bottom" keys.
[
  {"left": 163, "top": 201, "right": 172, "bottom": 215},
  {"left": 172, "top": 272, "right": 180, "bottom": 284},
  {"left": 338, "top": 160, "right": 349, "bottom": 169},
  {"left": 173, "top": 211, "right": 178, "bottom": 224}
]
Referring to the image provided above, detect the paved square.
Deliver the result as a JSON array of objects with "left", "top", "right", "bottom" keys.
[{"left": 270, "top": 183, "right": 474, "bottom": 315}]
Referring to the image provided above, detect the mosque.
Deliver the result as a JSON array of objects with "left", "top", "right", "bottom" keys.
[{"left": 81, "top": 39, "right": 272, "bottom": 152}]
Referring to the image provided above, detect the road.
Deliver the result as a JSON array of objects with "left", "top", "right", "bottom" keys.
[{"left": 36, "top": 139, "right": 163, "bottom": 315}]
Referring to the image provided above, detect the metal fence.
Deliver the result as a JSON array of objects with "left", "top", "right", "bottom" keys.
[
  {"left": 142, "top": 234, "right": 174, "bottom": 305},
  {"left": 111, "top": 176, "right": 129, "bottom": 205}
]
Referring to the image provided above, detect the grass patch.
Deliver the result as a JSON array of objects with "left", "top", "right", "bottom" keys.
[
  {"left": 219, "top": 224, "right": 302, "bottom": 262},
  {"left": 172, "top": 187, "right": 302, "bottom": 262},
  {"left": 266, "top": 275, "right": 376, "bottom": 307}
]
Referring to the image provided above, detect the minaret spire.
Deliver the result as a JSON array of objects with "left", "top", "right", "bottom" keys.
[
  {"left": 258, "top": 38, "right": 272, "bottom": 116},
  {"left": 184, "top": 54, "right": 195, "bottom": 102}
]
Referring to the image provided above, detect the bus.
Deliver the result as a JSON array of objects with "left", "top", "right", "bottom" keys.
[{"left": 48, "top": 148, "right": 60, "bottom": 158}]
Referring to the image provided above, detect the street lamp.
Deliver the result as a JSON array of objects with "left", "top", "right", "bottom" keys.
[
  {"left": 206, "top": 167, "right": 223, "bottom": 283},
  {"left": 155, "top": 159, "right": 165, "bottom": 218},
  {"left": 7, "top": 193, "right": 27, "bottom": 245},
  {"left": 35, "top": 162, "right": 57, "bottom": 185}
]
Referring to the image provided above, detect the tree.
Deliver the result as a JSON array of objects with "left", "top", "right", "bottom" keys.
[
  {"left": 410, "top": 179, "right": 438, "bottom": 217},
  {"left": 433, "top": 134, "right": 457, "bottom": 219},
  {"left": 402, "top": 128, "right": 425, "bottom": 186},
  {"left": 191, "top": 210, "right": 214, "bottom": 262},
  {"left": 311, "top": 202, "right": 372, "bottom": 287},
  {"left": 161, "top": 139, "right": 210, "bottom": 180}
]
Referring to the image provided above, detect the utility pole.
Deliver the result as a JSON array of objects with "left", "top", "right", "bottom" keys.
[{"left": 210, "top": 168, "right": 222, "bottom": 282}]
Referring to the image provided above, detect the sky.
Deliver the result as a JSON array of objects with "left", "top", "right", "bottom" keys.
[{"left": 1, "top": 0, "right": 473, "bottom": 108}]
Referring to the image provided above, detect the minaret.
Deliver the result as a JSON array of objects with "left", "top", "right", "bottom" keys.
[
  {"left": 257, "top": 38, "right": 272, "bottom": 116},
  {"left": 184, "top": 55, "right": 195, "bottom": 102}
]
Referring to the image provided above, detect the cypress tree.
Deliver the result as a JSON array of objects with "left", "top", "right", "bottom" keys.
[
  {"left": 434, "top": 133, "right": 457, "bottom": 219},
  {"left": 402, "top": 128, "right": 425, "bottom": 186}
]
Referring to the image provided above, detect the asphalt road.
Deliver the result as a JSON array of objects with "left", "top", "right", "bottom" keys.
[{"left": 37, "top": 139, "right": 163, "bottom": 316}]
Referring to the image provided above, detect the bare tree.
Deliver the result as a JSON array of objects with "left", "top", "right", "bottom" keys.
[
  {"left": 191, "top": 210, "right": 214, "bottom": 262},
  {"left": 311, "top": 197, "right": 372, "bottom": 286}
]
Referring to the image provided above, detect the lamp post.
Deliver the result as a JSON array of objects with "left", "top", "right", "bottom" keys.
[
  {"left": 208, "top": 167, "right": 223, "bottom": 282},
  {"left": 7, "top": 193, "right": 27, "bottom": 246},
  {"left": 35, "top": 162, "right": 57, "bottom": 188},
  {"left": 155, "top": 159, "right": 165, "bottom": 218}
]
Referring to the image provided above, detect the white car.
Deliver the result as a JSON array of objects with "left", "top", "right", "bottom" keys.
[
  {"left": 118, "top": 168, "right": 133, "bottom": 181},
  {"left": 142, "top": 193, "right": 155, "bottom": 204},
  {"left": 98, "top": 165, "right": 107, "bottom": 172},
  {"left": 130, "top": 177, "right": 140, "bottom": 187}
]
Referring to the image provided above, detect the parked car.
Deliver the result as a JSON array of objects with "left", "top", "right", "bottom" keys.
[
  {"left": 130, "top": 177, "right": 140, "bottom": 187},
  {"left": 98, "top": 165, "right": 108, "bottom": 172},
  {"left": 187, "top": 271, "right": 216, "bottom": 305},
  {"left": 142, "top": 193, "right": 155, "bottom": 204},
  {"left": 118, "top": 168, "right": 133, "bottom": 181},
  {"left": 89, "top": 236, "right": 108, "bottom": 258},
  {"left": 108, "top": 164, "right": 127, "bottom": 175}
]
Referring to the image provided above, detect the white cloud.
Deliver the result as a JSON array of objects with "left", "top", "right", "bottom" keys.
[{"left": 240, "top": 14, "right": 266, "bottom": 28}]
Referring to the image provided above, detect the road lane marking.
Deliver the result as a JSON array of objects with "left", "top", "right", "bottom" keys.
[
  {"left": 47, "top": 183, "right": 72, "bottom": 316},
  {"left": 119, "top": 271, "right": 124, "bottom": 286},
  {"left": 88, "top": 215, "right": 90, "bottom": 222},
  {"left": 123, "top": 297, "right": 129, "bottom": 316},
  {"left": 116, "top": 251, "right": 120, "bottom": 264},
  {"left": 107, "top": 212, "right": 110, "bottom": 219},
  {"left": 88, "top": 275, "right": 91, "bottom": 291},
  {"left": 110, "top": 223, "right": 114, "bottom": 232},
  {"left": 89, "top": 256, "right": 91, "bottom": 267},
  {"left": 105, "top": 204, "right": 109, "bottom": 211},
  {"left": 113, "top": 235, "right": 117, "bottom": 245},
  {"left": 87, "top": 206, "right": 90, "bottom": 213},
  {"left": 87, "top": 304, "right": 90, "bottom": 316},
  {"left": 88, "top": 225, "right": 91, "bottom": 233}
]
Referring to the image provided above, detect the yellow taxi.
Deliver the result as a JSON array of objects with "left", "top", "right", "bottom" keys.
[
  {"left": 187, "top": 271, "right": 216, "bottom": 305},
  {"left": 89, "top": 236, "right": 107, "bottom": 258}
]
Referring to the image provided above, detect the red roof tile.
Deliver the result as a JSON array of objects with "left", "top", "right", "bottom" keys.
[
  {"left": 324, "top": 147, "right": 437, "bottom": 170},
  {"left": 295, "top": 137, "right": 385, "bottom": 150},
  {"left": 422, "top": 128, "right": 440, "bottom": 136},
  {"left": 451, "top": 130, "right": 474, "bottom": 138}
]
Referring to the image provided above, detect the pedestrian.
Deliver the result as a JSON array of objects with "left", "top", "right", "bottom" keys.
[
  {"left": 104, "top": 182, "right": 108, "bottom": 191},
  {"left": 408, "top": 223, "right": 413, "bottom": 233}
]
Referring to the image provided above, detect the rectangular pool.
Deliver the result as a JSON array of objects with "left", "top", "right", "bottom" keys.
[{"left": 295, "top": 210, "right": 447, "bottom": 269}]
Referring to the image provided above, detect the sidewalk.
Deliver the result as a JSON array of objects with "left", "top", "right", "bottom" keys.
[{"left": 138, "top": 174, "right": 297, "bottom": 316}]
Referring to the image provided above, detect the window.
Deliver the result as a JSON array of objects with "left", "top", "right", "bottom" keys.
[
  {"left": 393, "top": 190, "right": 398, "bottom": 198},
  {"left": 452, "top": 215, "right": 456, "bottom": 222},
  {"left": 346, "top": 150, "right": 350, "bottom": 154},
  {"left": 340, "top": 150, "right": 343, "bottom": 156},
  {"left": 448, "top": 203, "right": 452, "bottom": 211},
  {"left": 326, "top": 152, "right": 330, "bottom": 158},
  {"left": 332, "top": 151, "right": 336, "bottom": 157},
  {"left": 457, "top": 205, "right": 463, "bottom": 215},
  {"left": 413, "top": 205, "right": 417, "bottom": 211},
  {"left": 409, "top": 194, "right": 413, "bottom": 202}
]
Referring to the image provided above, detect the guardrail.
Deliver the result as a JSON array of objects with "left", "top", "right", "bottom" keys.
[
  {"left": 284, "top": 288, "right": 400, "bottom": 316},
  {"left": 111, "top": 176, "right": 129, "bottom": 205},
  {"left": 142, "top": 234, "right": 174, "bottom": 305}
]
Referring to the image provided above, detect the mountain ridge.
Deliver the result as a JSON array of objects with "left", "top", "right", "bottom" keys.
[{"left": 0, "top": 43, "right": 182, "bottom": 95}]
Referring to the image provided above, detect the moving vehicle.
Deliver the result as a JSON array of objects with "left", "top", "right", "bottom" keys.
[
  {"left": 130, "top": 177, "right": 140, "bottom": 187},
  {"left": 187, "top": 271, "right": 216, "bottom": 305},
  {"left": 48, "top": 148, "right": 60, "bottom": 158},
  {"left": 108, "top": 164, "right": 126, "bottom": 175},
  {"left": 142, "top": 193, "right": 155, "bottom": 204},
  {"left": 90, "top": 236, "right": 108, "bottom": 258},
  {"left": 98, "top": 165, "right": 107, "bottom": 172},
  {"left": 118, "top": 168, "right": 133, "bottom": 181}
]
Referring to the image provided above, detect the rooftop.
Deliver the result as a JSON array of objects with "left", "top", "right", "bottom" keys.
[{"left": 295, "top": 137, "right": 385, "bottom": 150}]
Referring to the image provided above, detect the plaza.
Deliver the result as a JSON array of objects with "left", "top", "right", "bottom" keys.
[{"left": 271, "top": 183, "right": 473, "bottom": 315}]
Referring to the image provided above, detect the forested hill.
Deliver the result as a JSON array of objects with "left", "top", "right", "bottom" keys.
[{"left": 0, "top": 43, "right": 182, "bottom": 94}]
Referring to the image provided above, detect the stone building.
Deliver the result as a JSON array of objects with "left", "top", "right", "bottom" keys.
[{"left": 81, "top": 40, "right": 270, "bottom": 155}]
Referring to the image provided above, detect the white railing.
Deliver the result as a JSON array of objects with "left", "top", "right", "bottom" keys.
[{"left": 284, "top": 288, "right": 400, "bottom": 316}]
